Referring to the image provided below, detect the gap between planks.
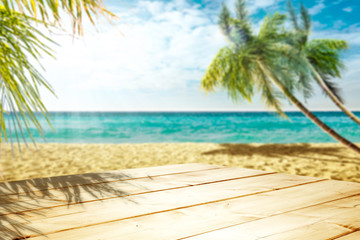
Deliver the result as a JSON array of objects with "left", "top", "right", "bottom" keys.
[{"left": 332, "top": 230, "right": 360, "bottom": 240}]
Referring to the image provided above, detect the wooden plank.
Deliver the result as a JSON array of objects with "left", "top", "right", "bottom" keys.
[
  {"left": 0, "top": 167, "right": 276, "bottom": 240},
  {"left": 258, "top": 223, "right": 353, "bottom": 240},
  {"left": 255, "top": 205, "right": 360, "bottom": 240},
  {"left": 4, "top": 173, "right": 325, "bottom": 239},
  {"left": 0, "top": 167, "right": 273, "bottom": 215},
  {"left": 0, "top": 163, "right": 224, "bottom": 218},
  {"left": 27, "top": 182, "right": 360, "bottom": 240},
  {"left": 0, "top": 163, "right": 221, "bottom": 197},
  {"left": 335, "top": 231, "right": 360, "bottom": 240},
  {"left": 182, "top": 194, "right": 360, "bottom": 240},
  {"left": 184, "top": 220, "right": 349, "bottom": 240}
]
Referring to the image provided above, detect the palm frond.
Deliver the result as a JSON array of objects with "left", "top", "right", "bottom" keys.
[
  {"left": 286, "top": 0, "right": 299, "bottom": 30},
  {"left": 219, "top": 1, "right": 252, "bottom": 46},
  {"left": 0, "top": 0, "right": 117, "bottom": 35},
  {"left": 306, "top": 39, "right": 347, "bottom": 78},
  {"left": 320, "top": 75, "right": 344, "bottom": 103},
  {"left": 229, "top": 18, "right": 252, "bottom": 45},
  {"left": 258, "top": 13, "right": 287, "bottom": 41},
  {"left": 222, "top": 49, "right": 254, "bottom": 102},
  {"left": 0, "top": 7, "right": 55, "bottom": 144},
  {"left": 255, "top": 65, "right": 286, "bottom": 117},
  {"left": 201, "top": 47, "right": 253, "bottom": 102},
  {"left": 300, "top": 3, "right": 311, "bottom": 32},
  {"left": 202, "top": 47, "right": 233, "bottom": 92},
  {"left": 308, "top": 39, "right": 348, "bottom": 52},
  {"left": 305, "top": 39, "right": 347, "bottom": 103},
  {"left": 265, "top": 41, "right": 314, "bottom": 100},
  {"left": 235, "top": 0, "right": 248, "bottom": 21},
  {"left": 219, "top": 3, "right": 232, "bottom": 38},
  {"left": 297, "top": 73, "right": 313, "bottom": 100},
  {"left": 285, "top": 2, "right": 310, "bottom": 49}
]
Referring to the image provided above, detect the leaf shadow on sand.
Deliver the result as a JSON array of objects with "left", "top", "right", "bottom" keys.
[
  {"left": 0, "top": 170, "right": 146, "bottom": 239},
  {"left": 202, "top": 143, "right": 360, "bottom": 164}
]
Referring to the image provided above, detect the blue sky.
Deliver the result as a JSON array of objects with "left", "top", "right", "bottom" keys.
[{"left": 40, "top": 0, "right": 360, "bottom": 111}]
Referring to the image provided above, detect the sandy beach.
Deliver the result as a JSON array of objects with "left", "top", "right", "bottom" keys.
[{"left": 1, "top": 142, "right": 360, "bottom": 183}]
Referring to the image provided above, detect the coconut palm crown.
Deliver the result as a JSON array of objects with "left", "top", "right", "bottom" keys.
[
  {"left": 287, "top": 0, "right": 360, "bottom": 126},
  {"left": 202, "top": 0, "right": 360, "bottom": 154},
  {"left": 205, "top": 2, "right": 302, "bottom": 117}
]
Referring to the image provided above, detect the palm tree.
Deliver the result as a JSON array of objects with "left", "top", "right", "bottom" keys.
[
  {"left": 202, "top": 0, "right": 360, "bottom": 154},
  {"left": 287, "top": 0, "right": 360, "bottom": 126},
  {"left": 0, "top": 0, "right": 115, "bottom": 146}
]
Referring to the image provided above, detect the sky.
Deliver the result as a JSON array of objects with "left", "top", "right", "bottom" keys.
[{"left": 39, "top": 0, "right": 360, "bottom": 111}]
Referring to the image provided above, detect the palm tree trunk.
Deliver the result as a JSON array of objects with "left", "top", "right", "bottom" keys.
[
  {"left": 309, "top": 64, "right": 360, "bottom": 126},
  {"left": 259, "top": 62, "right": 360, "bottom": 155}
]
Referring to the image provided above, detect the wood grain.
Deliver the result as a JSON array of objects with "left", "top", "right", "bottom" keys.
[
  {"left": 29, "top": 182, "right": 360, "bottom": 240},
  {"left": 1, "top": 164, "right": 360, "bottom": 240}
]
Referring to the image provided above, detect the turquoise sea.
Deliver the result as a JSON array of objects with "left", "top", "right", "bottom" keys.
[{"left": 5, "top": 111, "right": 360, "bottom": 143}]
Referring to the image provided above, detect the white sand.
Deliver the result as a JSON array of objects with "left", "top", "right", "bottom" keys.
[{"left": 1, "top": 143, "right": 360, "bottom": 182}]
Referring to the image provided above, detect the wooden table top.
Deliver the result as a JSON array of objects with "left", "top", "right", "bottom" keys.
[{"left": 0, "top": 163, "right": 359, "bottom": 240}]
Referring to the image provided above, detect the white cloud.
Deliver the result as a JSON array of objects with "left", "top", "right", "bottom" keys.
[
  {"left": 308, "top": 0, "right": 326, "bottom": 15},
  {"left": 312, "top": 24, "right": 360, "bottom": 46},
  {"left": 333, "top": 20, "right": 346, "bottom": 29},
  {"left": 343, "top": 7, "right": 353, "bottom": 12},
  {"left": 334, "top": 56, "right": 360, "bottom": 108},
  {"left": 249, "top": 0, "right": 278, "bottom": 9},
  {"left": 312, "top": 21, "right": 327, "bottom": 29},
  {"left": 333, "top": 0, "right": 345, "bottom": 5},
  {"left": 41, "top": 0, "right": 226, "bottom": 96},
  {"left": 342, "top": 55, "right": 360, "bottom": 86}
]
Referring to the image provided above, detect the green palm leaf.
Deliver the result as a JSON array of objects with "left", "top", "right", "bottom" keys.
[
  {"left": 0, "top": 7, "right": 55, "bottom": 145},
  {"left": 287, "top": 0, "right": 299, "bottom": 30},
  {"left": 1, "top": 0, "right": 116, "bottom": 34},
  {"left": 202, "top": 47, "right": 253, "bottom": 102}
]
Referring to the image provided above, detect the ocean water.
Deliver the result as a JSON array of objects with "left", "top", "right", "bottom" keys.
[{"left": 4, "top": 111, "right": 360, "bottom": 144}]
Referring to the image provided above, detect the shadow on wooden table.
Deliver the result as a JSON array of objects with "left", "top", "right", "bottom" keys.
[
  {"left": 0, "top": 171, "right": 135, "bottom": 239},
  {"left": 202, "top": 143, "right": 360, "bottom": 164}
]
